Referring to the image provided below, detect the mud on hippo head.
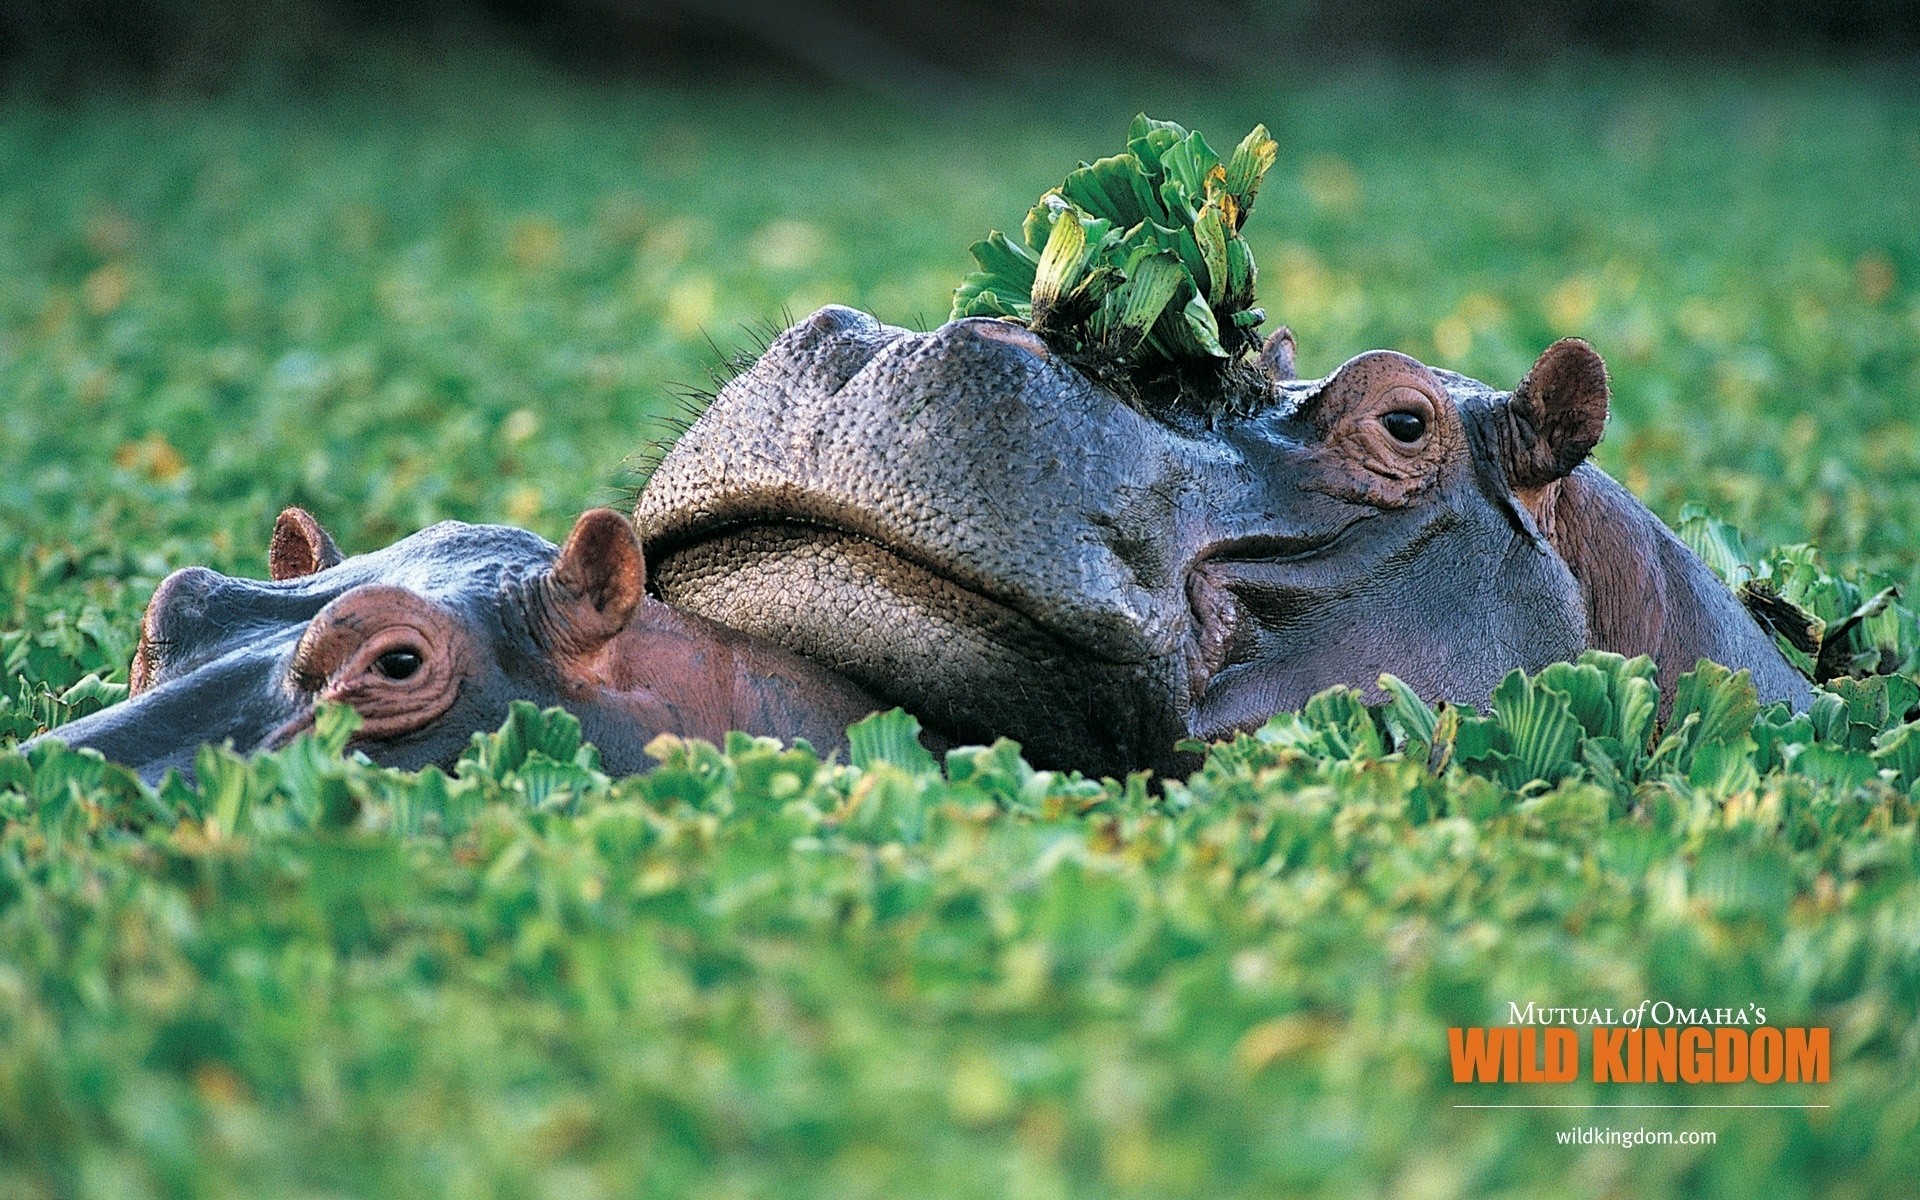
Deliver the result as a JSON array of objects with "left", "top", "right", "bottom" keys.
[
  {"left": 637, "top": 306, "right": 1808, "bottom": 776},
  {"left": 34, "top": 509, "right": 666, "bottom": 782}
]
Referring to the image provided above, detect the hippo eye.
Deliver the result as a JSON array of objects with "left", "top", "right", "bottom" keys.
[
  {"left": 1381, "top": 410, "right": 1427, "bottom": 444},
  {"left": 372, "top": 648, "right": 423, "bottom": 681}
]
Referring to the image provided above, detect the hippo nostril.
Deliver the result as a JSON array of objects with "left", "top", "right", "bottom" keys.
[
  {"left": 800, "top": 304, "right": 873, "bottom": 338},
  {"left": 941, "top": 316, "right": 1053, "bottom": 361},
  {"left": 768, "top": 304, "right": 898, "bottom": 397},
  {"left": 136, "top": 565, "right": 229, "bottom": 686},
  {"left": 148, "top": 565, "right": 223, "bottom": 620},
  {"left": 964, "top": 319, "right": 1051, "bottom": 360}
]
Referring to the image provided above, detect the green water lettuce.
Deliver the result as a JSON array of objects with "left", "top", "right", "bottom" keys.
[
  {"left": 951, "top": 115, "right": 1278, "bottom": 370},
  {"left": 1676, "top": 505, "right": 1920, "bottom": 682}
]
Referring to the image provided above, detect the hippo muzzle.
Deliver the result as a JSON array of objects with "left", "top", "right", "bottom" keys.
[
  {"left": 636, "top": 307, "right": 1233, "bottom": 775},
  {"left": 37, "top": 640, "right": 306, "bottom": 783}
]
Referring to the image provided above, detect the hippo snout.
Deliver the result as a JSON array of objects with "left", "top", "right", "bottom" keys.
[
  {"left": 29, "top": 642, "right": 305, "bottom": 783},
  {"left": 132, "top": 565, "right": 225, "bottom": 693},
  {"left": 27, "top": 560, "right": 322, "bottom": 781}
]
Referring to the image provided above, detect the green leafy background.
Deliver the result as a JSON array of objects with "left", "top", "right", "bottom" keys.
[{"left": 3, "top": 60, "right": 1919, "bottom": 1198}]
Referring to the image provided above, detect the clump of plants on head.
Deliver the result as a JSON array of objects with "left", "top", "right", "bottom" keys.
[{"left": 951, "top": 115, "right": 1278, "bottom": 383}]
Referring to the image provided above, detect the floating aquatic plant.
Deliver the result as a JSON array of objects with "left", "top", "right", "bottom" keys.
[{"left": 951, "top": 114, "right": 1278, "bottom": 372}]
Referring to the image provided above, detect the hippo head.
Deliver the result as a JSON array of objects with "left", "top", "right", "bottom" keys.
[
  {"left": 636, "top": 306, "right": 1624, "bottom": 776},
  {"left": 33, "top": 508, "right": 656, "bottom": 783}
]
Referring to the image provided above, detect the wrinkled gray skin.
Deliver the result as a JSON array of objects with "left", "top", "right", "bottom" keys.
[{"left": 637, "top": 306, "right": 1811, "bottom": 777}]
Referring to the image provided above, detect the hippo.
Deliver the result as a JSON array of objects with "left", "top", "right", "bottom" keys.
[
  {"left": 28, "top": 507, "right": 888, "bottom": 783},
  {"left": 31, "top": 306, "right": 1812, "bottom": 783},
  {"left": 636, "top": 306, "right": 1812, "bottom": 777}
]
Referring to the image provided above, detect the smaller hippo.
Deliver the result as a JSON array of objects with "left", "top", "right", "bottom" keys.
[{"left": 29, "top": 508, "right": 891, "bottom": 783}]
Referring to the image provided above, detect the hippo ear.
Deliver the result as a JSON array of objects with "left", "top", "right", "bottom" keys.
[
  {"left": 1503, "top": 338, "right": 1610, "bottom": 489},
  {"left": 270, "top": 508, "right": 345, "bottom": 580},
  {"left": 543, "top": 509, "right": 647, "bottom": 651}
]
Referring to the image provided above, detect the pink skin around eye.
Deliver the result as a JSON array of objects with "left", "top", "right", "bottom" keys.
[{"left": 267, "top": 587, "right": 468, "bottom": 750}]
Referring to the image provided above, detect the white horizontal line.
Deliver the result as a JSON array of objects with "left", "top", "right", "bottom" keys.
[{"left": 1453, "top": 1104, "right": 1829, "bottom": 1109}]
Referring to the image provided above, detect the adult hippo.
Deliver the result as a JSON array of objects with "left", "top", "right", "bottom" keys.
[
  {"left": 636, "top": 306, "right": 1811, "bottom": 776},
  {"left": 28, "top": 508, "right": 889, "bottom": 783}
]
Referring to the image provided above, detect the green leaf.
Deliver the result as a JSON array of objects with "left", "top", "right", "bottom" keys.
[
  {"left": 1657, "top": 660, "right": 1760, "bottom": 774},
  {"left": 197, "top": 743, "right": 254, "bottom": 838},
  {"left": 1538, "top": 652, "right": 1659, "bottom": 780},
  {"left": 1223, "top": 124, "right": 1278, "bottom": 222},
  {"left": 1692, "top": 842, "right": 1790, "bottom": 920},
  {"left": 1125, "top": 114, "right": 1187, "bottom": 175},
  {"left": 1792, "top": 743, "right": 1880, "bottom": 789},
  {"left": 1377, "top": 674, "right": 1438, "bottom": 757},
  {"left": 1058, "top": 157, "right": 1154, "bottom": 227},
  {"left": 970, "top": 229, "right": 1039, "bottom": 283},
  {"left": 1534, "top": 660, "right": 1615, "bottom": 741},
  {"left": 57, "top": 672, "right": 127, "bottom": 714},
  {"left": 515, "top": 753, "right": 598, "bottom": 813},
  {"left": 1030, "top": 201, "right": 1096, "bottom": 319},
  {"left": 1157, "top": 132, "right": 1221, "bottom": 213},
  {"left": 1751, "top": 704, "right": 1815, "bottom": 774},
  {"left": 1688, "top": 737, "right": 1760, "bottom": 797},
  {"left": 950, "top": 281, "right": 1030, "bottom": 320},
  {"left": 460, "top": 702, "right": 585, "bottom": 782},
  {"left": 1162, "top": 291, "right": 1228, "bottom": 359},
  {"left": 1100, "top": 250, "right": 1184, "bottom": 355},
  {"left": 1448, "top": 711, "right": 1510, "bottom": 774},
  {"left": 1819, "top": 675, "right": 1920, "bottom": 750},
  {"left": 848, "top": 708, "right": 939, "bottom": 777},
  {"left": 1676, "top": 505, "right": 1753, "bottom": 587},
  {"left": 313, "top": 701, "right": 363, "bottom": 756},
  {"left": 1299, "top": 686, "right": 1386, "bottom": 760},
  {"left": 1488, "top": 670, "right": 1583, "bottom": 789},
  {"left": 1224, "top": 236, "right": 1257, "bottom": 311},
  {"left": 0, "top": 749, "right": 29, "bottom": 797},
  {"left": 1817, "top": 585, "right": 1901, "bottom": 681},
  {"left": 1192, "top": 203, "right": 1230, "bottom": 305},
  {"left": 1149, "top": 225, "right": 1204, "bottom": 294},
  {"left": 1870, "top": 720, "right": 1920, "bottom": 790},
  {"left": 1518, "top": 780, "right": 1610, "bottom": 835}
]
